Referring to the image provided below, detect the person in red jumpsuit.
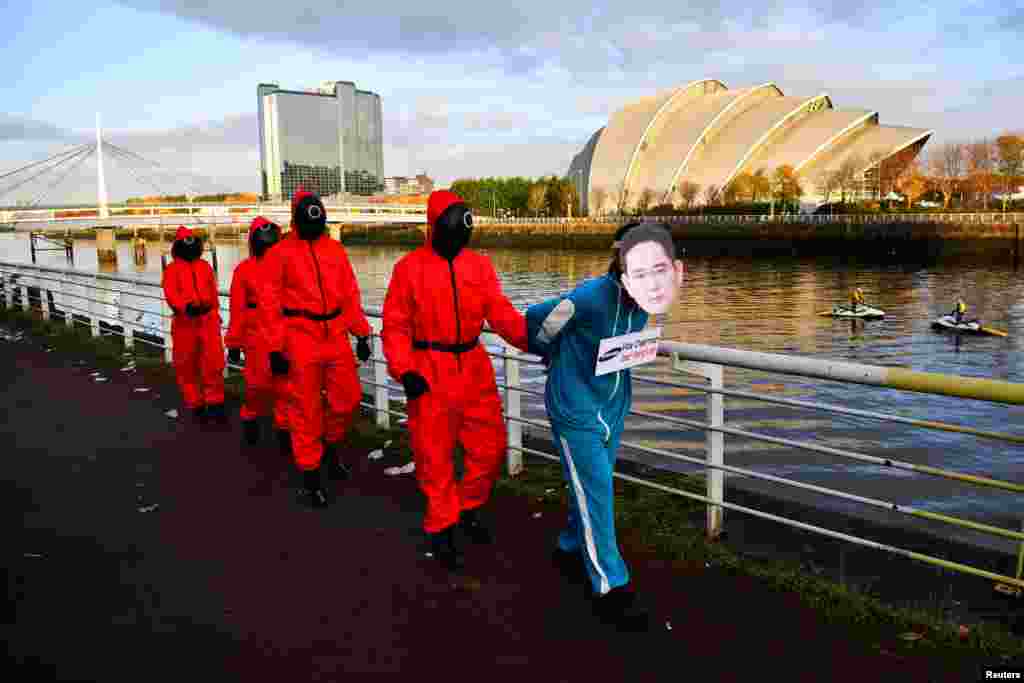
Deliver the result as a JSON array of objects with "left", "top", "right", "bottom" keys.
[
  {"left": 261, "top": 190, "right": 373, "bottom": 508},
  {"left": 161, "top": 226, "right": 226, "bottom": 423},
  {"left": 382, "top": 190, "right": 529, "bottom": 571},
  {"left": 226, "top": 216, "right": 284, "bottom": 445}
]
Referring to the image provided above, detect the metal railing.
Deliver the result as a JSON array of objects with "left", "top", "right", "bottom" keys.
[
  {"left": 474, "top": 212, "right": 1024, "bottom": 225},
  {"left": 2, "top": 257, "right": 1024, "bottom": 594}
]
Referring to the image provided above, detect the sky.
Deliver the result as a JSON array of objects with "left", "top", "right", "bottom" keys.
[{"left": 1, "top": 1, "right": 1021, "bottom": 204}]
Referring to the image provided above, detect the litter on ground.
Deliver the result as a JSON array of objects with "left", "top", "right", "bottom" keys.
[
  {"left": 384, "top": 462, "right": 415, "bottom": 476},
  {"left": 367, "top": 449, "right": 384, "bottom": 460},
  {"left": 164, "top": 409, "right": 179, "bottom": 419}
]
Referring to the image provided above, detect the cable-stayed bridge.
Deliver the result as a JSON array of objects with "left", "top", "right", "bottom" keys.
[{"left": 0, "top": 117, "right": 426, "bottom": 230}]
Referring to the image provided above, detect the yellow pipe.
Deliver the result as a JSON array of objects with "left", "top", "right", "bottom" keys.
[
  {"left": 908, "top": 509, "right": 1024, "bottom": 541},
  {"left": 911, "top": 463, "right": 1024, "bottom": 494},
  {"left": 886, "top": 367, "right": 1024, "bottom": 404},
  {"left": 901, "top": 548, "right": 1024, "bottom": 589}
]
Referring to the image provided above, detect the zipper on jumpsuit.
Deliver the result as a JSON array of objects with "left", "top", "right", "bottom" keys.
[
  {"left": 596, "top": 279, "right": 632, "bottom": 445},
  {"left": 190, "top": 262, "right": 203, "bottom": 361},
  {"left": 308, "top": 240, "right": 330, "bottom": 415},
  {"left": 447, "top": 259, "right": 462, "bottom": 373}
]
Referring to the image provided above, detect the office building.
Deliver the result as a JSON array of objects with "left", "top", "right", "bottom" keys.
[{"left": 258, "top": 81, "right": 384, "bottom": 200}]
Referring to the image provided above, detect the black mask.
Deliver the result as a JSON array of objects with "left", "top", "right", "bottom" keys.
[
  {"left": 432, "top": 203, "right": 473, "bottom": 260},
  {"left": 293, "top": 195, "right": 327, "bottom": 241},
  {"left": 250, "top": 222, "right": 281, "bottom": 257},
  {"left": 172, "top": 236, "right": 203, "bottom": 261}
]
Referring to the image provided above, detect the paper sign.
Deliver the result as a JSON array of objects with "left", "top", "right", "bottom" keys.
[{"left": 595, "top": 327, "right": 662, "bottom": 376}]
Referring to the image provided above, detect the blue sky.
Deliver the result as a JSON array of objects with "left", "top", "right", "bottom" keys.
[{"left": 1, "top": 0, "right": 1021, "bottom": 203}]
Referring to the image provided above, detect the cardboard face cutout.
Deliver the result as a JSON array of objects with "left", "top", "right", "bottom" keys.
[{"left": 620, "top": 241, "right": 684, "bottom": 315}]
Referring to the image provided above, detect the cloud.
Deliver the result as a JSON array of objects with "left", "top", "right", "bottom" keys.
[
  {"left": 0, "top": 114, "right": 84, "bottom": 143},
  {"left": 463, "top": 110, "right": 530, "bottom": 131}
]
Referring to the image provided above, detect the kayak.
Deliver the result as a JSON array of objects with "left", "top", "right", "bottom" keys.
[
  {"left": 820, "top": 304, "right": 885, "bottom": 319},
  {"left": 931, "top": 315, "right": 1008, "bottom": 337}
]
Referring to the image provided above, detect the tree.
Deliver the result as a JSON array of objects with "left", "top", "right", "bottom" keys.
[
  {"left": 703, "top": 184, "right": 720, "bottom": 207},
  {"left": 966, "top": 139, "right": 995, "bottom": 209},
  {"left": 750, "top": 168, "right": 771, "bottom": 202},
  {"left": 637, "top": 188, "right": 656, "bottom": 214},
  {"left": 614, "top": 181, "right": 630, "bottom": 215},
  {"left": 590, "top": 186, "right": 608, "bottom": 216},
  {"left": 722, "top": 177, "right": 743, "bottom": 205},
  {"left": 896, "top": 158, "right": 929, "bottom": 209},
  {"left": 996, "top": 134, "right": 1024, "bottom": 210},
  {"left": 928, "top": 142, "right": 964, "bottom": 210},
  {"left": 772, "top": 165, "right": 803, "bottom": 206},
  {"left": 814, "top": 167, "right": 840, "bottom": 206},
  {"left": 676, "top": 181, "right": 700, "bottom": 209},
  {"left": 835, "top": 155, "right": 864, "bottom": 204},
  {"left": 729, "top": 172, "right": 754, "bottom": 203},
  {"left": 527, "top": 183, "right": 547, "bottom": 216}
]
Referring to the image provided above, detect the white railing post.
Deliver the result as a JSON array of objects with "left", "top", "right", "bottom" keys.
[
  {"left": 706, "top": 363, "right": 725, "bottom": 539},
  {"left": 21, "top": 280, "right": 30, "bottom": 313},
  {"left": 162, "top": 293, "right": 173, "bottom": 364},
  {"left": 123, "top": 285, "right": 134, "bottom": 351},
  {"left": 672, "top": 354, "right": 725, "bottom": 539},
  {"left": 504, "top": 343, "right": 523, "bottom": 477},
  {"left": 65, "top": 275, "right": 75, "bottom": 328},
  {"left": 40, "top": 271, "right": 51, "bottom": 321},
  {"left": 370, "top": 317, "right": 389, "bottom": 428},
  {"left": 0, "top": 271, "right": 7, "bottom": 309},
  {"left": 90, "top": 273, "right": 100, "bottom": 338}
]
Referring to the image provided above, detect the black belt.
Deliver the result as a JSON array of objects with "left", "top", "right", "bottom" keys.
[
  {"left": 283, "top": 307, "right": 341, "bottom": 322},
  {"left": 413, "top": 337, "right": 479, "bottom": 353},
  {"left": 246, "top": 302, "right": 258, "bottom": 309}
]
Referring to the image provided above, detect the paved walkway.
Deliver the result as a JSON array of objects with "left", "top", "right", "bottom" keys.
[{"left": 0, "top": 332, "right": 973, "bottom": 681}]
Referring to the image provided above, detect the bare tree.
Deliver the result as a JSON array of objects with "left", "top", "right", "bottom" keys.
[
  {"left": 703, "top": 184, "right": 720, "bottom": 207},
  {"left": 929, "top": 142, "right": 964, "bottom": 209},
  {"left": 635, "top": 188, "right": 655, "bottom": 214},
  {"left": 966, "top": 139, "right": 995, "bottom": 209},
  {"left": 814, "top": 167, "right": 840, "bottom": 206},
  {"left": 750, "top": 168, "right": 771, "bottom": 202},
  {"left": 676, "top": 181, "right": 700, "bottom": 209},
  {"left": 527, "top": 183, "right": 547, "bottom": 216},
  {"left": 836, "top": 155, "right": 864, "bottom": 204},
  {"left": 590, "top": 186, "right": 607, "bottom": 216},
  {"left": 611, "top": 180, "right": 630, "bottom": 215}
]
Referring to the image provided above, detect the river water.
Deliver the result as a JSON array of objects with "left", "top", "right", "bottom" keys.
[{"left": 4, "top": 232, "right": 1024, "bottom": 552}]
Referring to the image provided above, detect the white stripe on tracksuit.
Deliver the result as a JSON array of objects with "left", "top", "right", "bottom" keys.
[{"left": 560, "top": 435, "right": 611, "bottom": 595}]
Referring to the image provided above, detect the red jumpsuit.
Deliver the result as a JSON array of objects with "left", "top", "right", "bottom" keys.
[
  {"left": 162, "top": 254, "right": 225, "bottom": 410},
  {"left": 260, "top": 231, "right": 370, "bottom": 471},
  {"left": 226, "top": 250, "right": 285, "bottom": 428},
  {"left": 382, "top": 241, "right": 528, "bottom": 533}
]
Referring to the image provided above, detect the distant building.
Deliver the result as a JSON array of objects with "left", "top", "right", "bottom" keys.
[
  {"left": 258, "top": 81, "right": 384, "bottom": 201},
  {"left": 383, "top": 174, "right": 434, "bottom": 195},
  {"left": 569, "top": 77, "right": 932, "bottom": 214}
]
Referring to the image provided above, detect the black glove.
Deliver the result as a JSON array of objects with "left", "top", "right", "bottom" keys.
[
  {"left": 227, "top": 348, "right": 242, "bottom": 365},
  {"left": 401, "top": 371, "right": 429, "bottom": 400},
  {"left": 269, "top": 351, "right": 289, "bottom": 376},
  {"left": 356, "top": 336, "right": 372, "bottom": 362},
  {"left": 185, "top": 302, "right": 202, "bottom": 317}
]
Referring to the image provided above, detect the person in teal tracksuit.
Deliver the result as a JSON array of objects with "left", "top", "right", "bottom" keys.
[{"left": 526, "top": 221, "right": 685, "bottom": 631}]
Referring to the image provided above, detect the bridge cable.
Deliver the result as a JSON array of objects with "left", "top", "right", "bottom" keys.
[
  {"left": 0, "top": 143, "right": 91, "bottom": 183},
  {"left": 0, "top": 145, "right": 95, "bottom": 202},
  {"left": 102, "top": 141, "right": 230, "bottom": 197},
  {"left": 28, "top": 144, "right": 97, "bottom": 208}
]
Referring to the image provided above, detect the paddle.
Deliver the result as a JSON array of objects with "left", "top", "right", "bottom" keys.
[{"left": 981, "top": 326, "right": 1008, "bottom": 337}]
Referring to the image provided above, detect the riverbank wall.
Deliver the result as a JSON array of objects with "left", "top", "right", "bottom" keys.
[{"left": 17, "top": 217, "right": 1024, "bottom": 262}]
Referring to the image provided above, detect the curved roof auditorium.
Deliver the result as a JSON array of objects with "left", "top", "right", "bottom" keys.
[{"left": 568, "top": 79, "right": 932, "bottom": 214}]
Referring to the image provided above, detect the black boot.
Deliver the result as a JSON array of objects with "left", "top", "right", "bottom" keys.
[
  {"left": 460, "top": 507, "right": 493, "bottom": 545},
  {"left": 206, "top": 403, "right": 228, "bottom": 425},
  {"left": 300, "top": 467, "right": 329, "bottom": 509},
  {"left": 592, "top": 584, "right": 650, "bottom": 632},
  {"left": 324, "top": 442, "right": 350, "bottom": 480},
  {"left": 242, "top": 419, "right": 261, "bottom": 446},
  {"left": 276, "top": 430, "right": 291, "bottom": 458},
  {"left": 430, "top": 526, "right": 463, "bottom": 572},
  {"left": 552, "top": 547, "right": 588, "bottom": 586}
]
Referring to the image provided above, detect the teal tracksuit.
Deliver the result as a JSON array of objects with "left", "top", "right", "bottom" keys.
[{"left": 526, "top": 274, "right": 647, "bottom": 595}]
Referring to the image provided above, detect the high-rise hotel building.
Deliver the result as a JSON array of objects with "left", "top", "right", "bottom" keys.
[{"left": 258, "top": 81, "right": 384, "bottom": 200}]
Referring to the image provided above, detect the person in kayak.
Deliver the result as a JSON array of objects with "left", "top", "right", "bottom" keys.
[
  {"left": 952, "top": 299, "right": 967, "bottom": 324},
  {"left": 849, "top": 287, "right": 865, "bottom": 312}
]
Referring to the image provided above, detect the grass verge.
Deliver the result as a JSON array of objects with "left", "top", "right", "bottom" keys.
[{"left": 2, "top": 302, "right": 1021, "bottom": 672}]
